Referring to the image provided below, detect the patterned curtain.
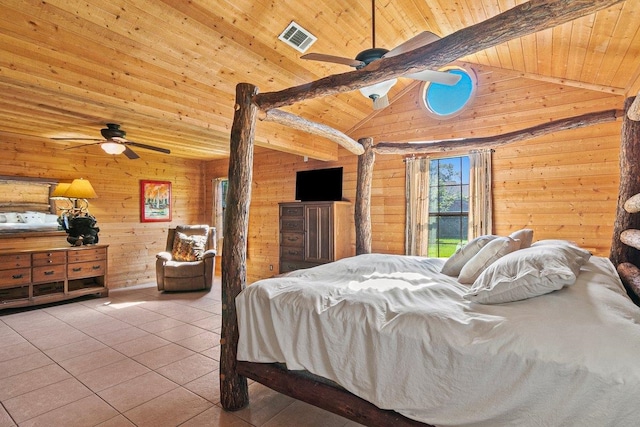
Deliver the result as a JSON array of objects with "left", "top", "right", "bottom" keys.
[
  {"left": 405, "top": 157, "right": 430, "bottom": 256},
  {"left": 468, "top": 149, "right": 493, "bottom": 239}
]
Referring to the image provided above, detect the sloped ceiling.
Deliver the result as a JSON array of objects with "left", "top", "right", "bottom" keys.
[{"left": 1, "top": 0, "right": 638, "bottom": 161}]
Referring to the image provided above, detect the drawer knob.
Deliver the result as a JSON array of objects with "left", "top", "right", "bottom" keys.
[
  {"left": 44, "top": 271, "right": 55, "bottom": 276},
  {"left": 12, "top": 274, "right": 23, "bottom": 279},
  {"left": 72, "top": 267, "right": 82, "bottom": 272},
  {"left": 92, "top": 265, "right": 101, "bottom": 270}
]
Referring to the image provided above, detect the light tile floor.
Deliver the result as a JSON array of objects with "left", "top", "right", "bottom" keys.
[{"left": 0, "top": 279, "right": 362, "bottom": 427}]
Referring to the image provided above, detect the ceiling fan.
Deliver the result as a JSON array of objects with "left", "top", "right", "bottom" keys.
[
  {"left": 301, "top": 0, "right": 461, "bottom": 109},
  {"left": 52, "top": 123, "right": 171, "bottom": 160}
]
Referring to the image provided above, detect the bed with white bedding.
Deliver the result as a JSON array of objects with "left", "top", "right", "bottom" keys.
[{"left": 236, "top": 249, "right": 640, "bottom": 426}]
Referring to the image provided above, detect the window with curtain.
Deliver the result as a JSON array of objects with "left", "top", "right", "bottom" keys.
[{"left": 405, "top": 150, "right": 492, "bottom": 257}]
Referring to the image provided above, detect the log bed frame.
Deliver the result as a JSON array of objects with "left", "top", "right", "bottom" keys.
[{"left": 219, "top": 1, "right": 639, "bottom": 425}]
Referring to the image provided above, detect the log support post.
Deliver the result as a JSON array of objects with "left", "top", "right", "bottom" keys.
[
  {"left": 220, "top": 83, "right": 258, "bottom": 411},
  {"left": 610, "top": 97, "right": 640, "bottom": 268},
  {"left": 355, "top": 137, "right": 374, "bottom": 255}
]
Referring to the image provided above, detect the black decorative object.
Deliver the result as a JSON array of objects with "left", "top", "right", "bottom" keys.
[{"left": 59, "top": 213, "right": 100, "bottom": 246}]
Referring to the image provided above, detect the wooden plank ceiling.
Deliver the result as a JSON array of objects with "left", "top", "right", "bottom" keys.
[{"left": 0, "top": 0, "right": 639, "bottom": 161}]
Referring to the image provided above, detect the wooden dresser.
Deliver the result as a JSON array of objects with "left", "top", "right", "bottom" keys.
[
  {"left": 0, "top": 244, "right": 108, "bottom": 310},
  {"left": 279, "top": 201, "right": 353, "bottom": 274}
]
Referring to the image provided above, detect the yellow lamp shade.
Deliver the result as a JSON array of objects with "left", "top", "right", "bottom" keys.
[
  {"left": 51, "top": 182, "right": 71, "bottom": 198},
  {"left": 65, "top": 178, "right": 97, "bottom": 199}
]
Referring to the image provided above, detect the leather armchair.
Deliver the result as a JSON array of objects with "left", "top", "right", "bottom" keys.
[{"left": 156, "top": 225, "right": 216, "bottom": 291}]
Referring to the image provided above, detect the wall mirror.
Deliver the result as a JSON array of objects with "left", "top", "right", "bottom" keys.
[{"left": 0, "top": 176, "right": 65, "bottom": 236}]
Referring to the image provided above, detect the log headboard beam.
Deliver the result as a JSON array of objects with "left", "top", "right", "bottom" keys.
[{"left": 253, "top": 0, "right": 624, "bottom": 111}]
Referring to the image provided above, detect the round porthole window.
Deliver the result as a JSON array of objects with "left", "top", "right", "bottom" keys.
[{"left": 421, "top": 67, "right": 476, "bottom": 118}]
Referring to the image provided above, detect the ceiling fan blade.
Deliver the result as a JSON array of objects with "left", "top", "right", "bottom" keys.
[
  {"left": 372, "top": 94, "right": 390, "bottom": 110},
  {"left": 127, "top": 141, "right": 171, "bottom": 154},
  {"left": 406, "top": 69, "right": 462, "bottom": 85},
  {"left": 52, "top": 137, "right": 103, "bottom": 141},
  {"left": 301, "top": 53, "right": 364, "bottom": 68},
  {"left": 383, "top": 31, "right": 441, "bottom": 58},
  {"left": 63, "top": 142, "right": 103, "bottom": 150},
  {"left": 123, "top": 146, "right": 140, "bottom": 160}
]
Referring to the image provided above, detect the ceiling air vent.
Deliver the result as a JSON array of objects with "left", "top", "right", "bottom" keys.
[{"left": 278, "top": 21, "right": 317, "bottom": 53}]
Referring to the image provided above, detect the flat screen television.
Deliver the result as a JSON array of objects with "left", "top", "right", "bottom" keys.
[{"left": 295, "top": 167, "right": 343, "bottom": 202}]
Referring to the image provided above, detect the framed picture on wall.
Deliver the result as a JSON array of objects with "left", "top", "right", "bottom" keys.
[{"left": 140, "top": 180, "right": 172, "bottom": 222}]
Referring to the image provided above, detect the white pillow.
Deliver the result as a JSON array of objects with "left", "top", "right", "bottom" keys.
[
  {"left": 531, "top": 239, "right": 579, "bottom": 248},
  {"left": 441, "top": 235, "right": 499, "bottom": 277},
  {"left": 509, "top": 229, "right": 534, "bottom": 249},
  {"left": 464, "top": 244, "right": 592, "bottom": 304},
  {"left": 458, "top": 237, "right": 521, "bottom": 284}
]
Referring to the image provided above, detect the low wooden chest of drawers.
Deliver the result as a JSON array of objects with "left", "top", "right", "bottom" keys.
[{"left": 0, "top": 244, "right": 108, "bottom": 310}]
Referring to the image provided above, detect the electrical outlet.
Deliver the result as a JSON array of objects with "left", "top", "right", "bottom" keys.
[{"left": 269, "top": 264, "right": 273, "bottom": 271}]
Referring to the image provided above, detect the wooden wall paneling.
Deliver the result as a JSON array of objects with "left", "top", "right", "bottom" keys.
[
  {"left": 492, "top": 123, "right": 620, "bottom": 256},
  {"left": 0, "top": 133, "right": 208, "bottom": 289},
  {"left": 3, "top": 59, "right": 624, "bottom": 288}
]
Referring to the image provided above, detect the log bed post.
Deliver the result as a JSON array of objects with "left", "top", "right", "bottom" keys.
[
  {"left": 356, "top": 137, "right": 374, "bottom": 255},
  {"left": 610, "top": 96, "right": 640, "bottom": 268},
  {"left": 220, "top": 83, "right": 258, "bottom": 411},
  {"left": 611, "top": 96, "right": 640, "bottom": 304}
]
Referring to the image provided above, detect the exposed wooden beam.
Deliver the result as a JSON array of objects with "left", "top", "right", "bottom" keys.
[
  {"left": 259, "top": 109, "right": 364, "bottom": 155},
  {"left": 374, "top": 109, "right": 624, "bottom": 154},
  {"left": 254, "top": 0, "right": 625, "bottom": 111}
]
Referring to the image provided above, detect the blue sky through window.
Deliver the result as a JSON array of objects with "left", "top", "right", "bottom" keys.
[{"left": 425, "top": 69, "right": 474, "bottom": 116}]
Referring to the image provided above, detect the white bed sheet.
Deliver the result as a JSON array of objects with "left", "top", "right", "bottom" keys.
[{"left": 237, "top": 254, "right": 640, "bottom": 426}]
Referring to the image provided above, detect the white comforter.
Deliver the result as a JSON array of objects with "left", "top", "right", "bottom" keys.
[{"left": 236, "top": 254, "right": 640, "bottom": 426}]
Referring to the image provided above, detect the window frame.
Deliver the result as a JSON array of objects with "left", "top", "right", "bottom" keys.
[
  {"left": 420, "top": 66, "right": 477, "bottom": 120},
  {"left": 427, "top": 156, "right": 470, "bottom": 258}
]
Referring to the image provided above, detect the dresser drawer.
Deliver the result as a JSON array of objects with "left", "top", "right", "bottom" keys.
[
  {"left": 280, "top": 205, "right": 304, "bottom": 218},
  {"left": 281, "top": 232, "right": 304, "bottom": 247},
  {"left": 68, "top": 247, "right": 107, "bottom": 263},
  {"left": 33, "top": 264, "right": 66, "bottom": 283},
  {"left": 280, "top": 246, "right": 304, "bottom": 261},
  {"left": 280, "top": 218, "right": 304, "bottom": 232},
  {"left": 0, "top": 254, "right": 31, "bottom": 270},
  {"left": 68, "top": 260, "right": 106, "bottom": 279},
  {"left": 279, "top": 261, "right": 320, "bottom": 274},
  {"left": 32, "top": 251, "right": 66, "bottom": 267},
  {"left": 0, "top": 268, "right": 31, "bottom": 288}
]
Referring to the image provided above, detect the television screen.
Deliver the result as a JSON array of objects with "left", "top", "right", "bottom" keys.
[{"left": 295, "top": 167, "right": 343, "bottom": 202}]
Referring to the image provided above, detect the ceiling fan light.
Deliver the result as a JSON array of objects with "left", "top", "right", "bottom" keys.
[
  {"left": 359, "top": 79, "right": 398, "bottom": 100},
  {"left": 101, "top": 142, "right": 126, "bottom": 155}
]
